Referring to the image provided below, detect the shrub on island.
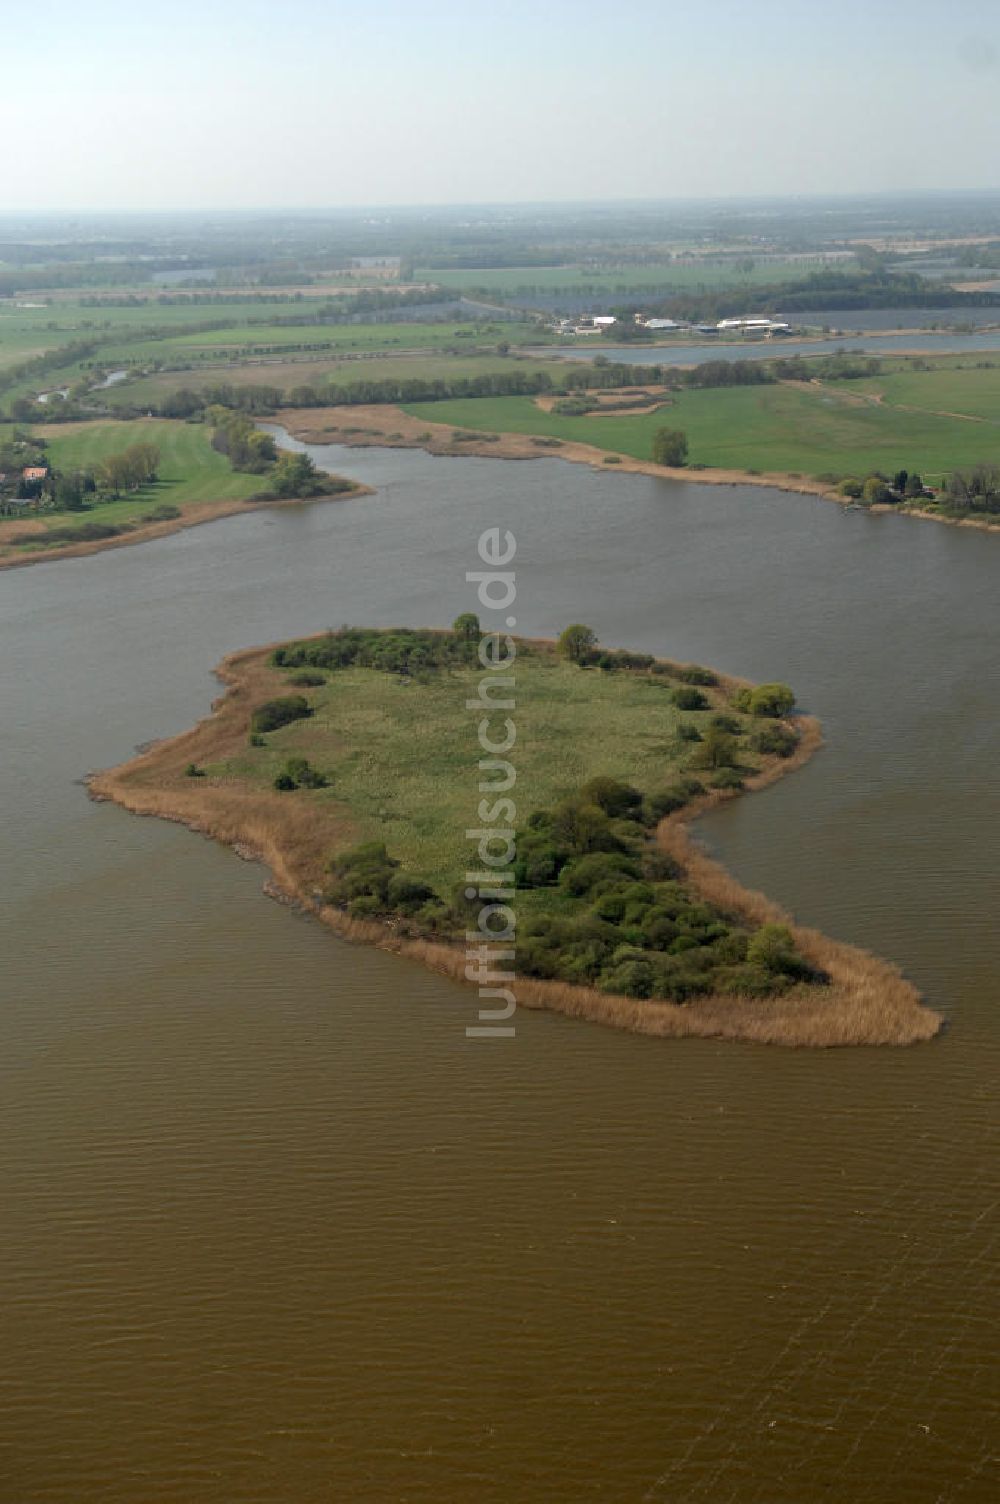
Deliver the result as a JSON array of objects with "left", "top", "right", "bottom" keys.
[
  {"left": 731, "top": 682, "right": 796, "bottom": 718},
  {"left": 272, "top": 627, "right": 480, "bottom": 676},
  {"left": 251, "top": 694, "right": 312, "bottom": 734},
  {"left": 274, "top": 756, "right": 327, "bottom": 791},
  {"left": 752, "top": 723, "right": 799, "bottom": 759}
]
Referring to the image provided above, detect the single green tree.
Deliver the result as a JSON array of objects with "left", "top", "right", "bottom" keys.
[
  {"left": 557, "top": 623, "right": 597, "bottom": 664},
  {"left": 452, "top": 612, "right": 480, "bottom": 640},
  {"left": 748, "top": 683, "right": 796, "bottom": 719},
  {"left": 272, "top": 452, "right": 319, "bottom": 497},
  {"left": 862, "top": 475, "right": 891, "bottom": 505},
  {"left": 651, "top": 427, "right": 689, "bottom": 467}
]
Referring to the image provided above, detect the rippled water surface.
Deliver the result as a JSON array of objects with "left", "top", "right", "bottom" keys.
[{"left": 1, "top": 440, "right": 998, "bottom": 1502}]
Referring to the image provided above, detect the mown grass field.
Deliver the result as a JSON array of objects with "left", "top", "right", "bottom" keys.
[
  {"left": 13, "top": 419, "right": 263, "bottom": 539},
  {"left": 849, "top": 361, "right": 1000, "bottom": 421},
  {"left": 215, "top": 651, "right": 737, "bottom": 893},
  {"left": 403, "top": 381, "right": 1000, "bottom": 478},
  {"left": 0, "top": 324, "right": 73, "bottom": 371}
]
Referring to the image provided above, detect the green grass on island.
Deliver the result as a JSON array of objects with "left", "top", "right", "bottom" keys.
[{"left": 203, "top": 627, "right": 815, "bottom": 1006}]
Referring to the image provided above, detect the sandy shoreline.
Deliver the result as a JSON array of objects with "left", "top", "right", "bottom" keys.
[{"left": 87, "top": 638, "right": 942, "bottom": 1049}]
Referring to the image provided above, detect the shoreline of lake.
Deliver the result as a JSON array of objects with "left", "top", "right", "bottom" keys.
[
  {"left": 0, "top": 479, "right": 374, "bottom": 572},
  {"left": 278, "top": 406, "right": 1000, "bottom": 535},
  {"left": 87, "top": 638, "right": 942, "bottom": 1049},
  {"left": 3, "top": 397, "right": 997, "bottom": 577}
]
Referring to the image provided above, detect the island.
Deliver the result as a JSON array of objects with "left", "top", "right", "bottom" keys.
[{"left": 88, "top": 624, "right": 942, "bottom": 1048}]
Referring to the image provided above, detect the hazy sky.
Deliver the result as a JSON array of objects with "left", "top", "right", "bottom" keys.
[{"left": 5, "top": 0, "right": 1000, "bottom": 209}]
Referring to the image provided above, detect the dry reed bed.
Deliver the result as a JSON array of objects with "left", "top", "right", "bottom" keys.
[{"left": 88, "top": 641, "right": 942, "bottom": 1048}]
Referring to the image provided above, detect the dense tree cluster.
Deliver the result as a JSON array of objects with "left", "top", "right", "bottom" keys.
[
  {"left": 322, "top": 768, "right": 818, "bottom": 1003},
  {"left": 207, "top": 407, "right": 278, "bottom": 472},
  {"left": 272, "top": 625, "right": 482, "bottom": 676}
]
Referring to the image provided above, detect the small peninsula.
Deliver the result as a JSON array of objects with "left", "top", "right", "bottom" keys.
[{"left": 89, "top": 627, "right": 941, "bottom": 1048}]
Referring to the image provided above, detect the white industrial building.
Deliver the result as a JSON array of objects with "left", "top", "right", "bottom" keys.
[{"left": 716, "top": 317, "right": 791, "bottom": 334}]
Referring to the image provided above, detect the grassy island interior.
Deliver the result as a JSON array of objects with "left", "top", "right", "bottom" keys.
[{"left": 189, "top": 626, "right": 818, "bottom": 1006}]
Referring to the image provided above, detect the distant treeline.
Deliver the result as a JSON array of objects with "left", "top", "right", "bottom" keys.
[
  {"left": 0, "top": 263, "right": 162, "bottom": 296},
  {"left": 638, "top": 271, "right": 1000, "bottom": 322},
  {"left": 137, "top": 357, "right": 778, "bottom": 420}
]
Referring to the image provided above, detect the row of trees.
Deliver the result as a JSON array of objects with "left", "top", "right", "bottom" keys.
[
  {"left": 142, "top": 356, "right": 779, "bottom": 427},
  {"left": 633, "top": 270, "right": 1000, "bottom": 324},
  {"left": 208, "top": 408, "right": 277, "bottom": 472},
  {"left": 838, "top": 468, "right": 926, "bottom": 504}
]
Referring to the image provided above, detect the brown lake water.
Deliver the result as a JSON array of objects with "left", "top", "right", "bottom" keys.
[{"left": 1, "top": 439, "right": 997, "bottom": 1502}]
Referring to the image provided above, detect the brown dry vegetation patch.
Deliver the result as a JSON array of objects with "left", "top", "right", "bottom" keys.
[
  {"left": 532, "top": 386, "right": 672, "bottom": 416},
  {"left": 89, "top": 639, "right": 942, "bottom": 1049}
]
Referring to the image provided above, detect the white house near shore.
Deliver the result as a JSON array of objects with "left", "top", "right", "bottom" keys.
[{"left": 716, "top": 317, "right": 791, "bottom": 334}]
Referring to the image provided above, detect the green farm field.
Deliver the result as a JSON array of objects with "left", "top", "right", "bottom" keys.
[
  {"left": 403, "top": 381, "right": 1000, "bottom": 478},
  {"left": 0, "top": 419, "right": 265, "bottom": 560},
  {"left": 848, "top": 361, "right": 1000, "bottom": 422},
  {"left": 90, "top": 319, "right": 545, "bottom": 366},
  {"left": 0, "top": 302, "right": 549, "bottom": 407},
  {"left": 34, "top": 419, "right": 262, "bottom": 508}
]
